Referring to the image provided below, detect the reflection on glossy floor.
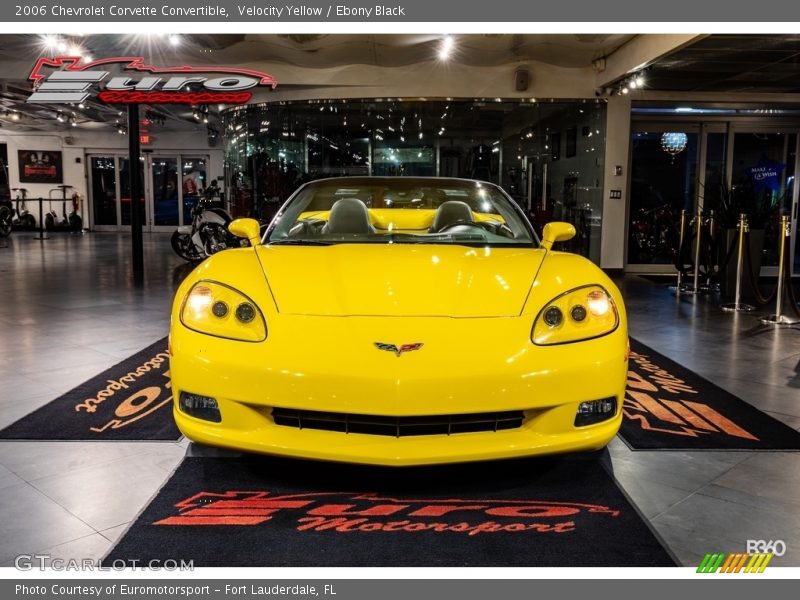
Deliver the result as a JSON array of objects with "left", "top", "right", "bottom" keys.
[{"left": 1, "top": 232, "right": 799, "bottom": 567}]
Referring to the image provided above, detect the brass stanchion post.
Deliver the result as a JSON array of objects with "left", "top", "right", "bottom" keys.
[
  {"left": 721, "top": 214, "right": 755, "bottom": 312},
  {"left": 670, "top": 209, "right": 688, "bottom": 294},
  {"left": 707, "top": 210, "right": 716, "bottom": 291},
  {"left": 683, "top": 209, "right": 703, "bottom": 295},
  {"left": 760, "top": 215, "right": 799, "bottom": 325}
]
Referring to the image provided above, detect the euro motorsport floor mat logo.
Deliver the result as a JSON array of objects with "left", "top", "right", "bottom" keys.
[
  {"left": 625, "top": 349, "right": 758, "bottom": 440},
  {"left": 153, "top": 491, "right": 621, "bottom": 535},
  {"left": 74, "top": 347, "right": 172, "bottom": 433},
  {"left": 0, "top": 337, "right": 179, "bottom": 441},
  {"left": 27, "top": 56, "right": 277, "bottom": 105}
]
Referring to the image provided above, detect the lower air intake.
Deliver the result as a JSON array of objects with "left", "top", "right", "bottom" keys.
[{"left": 271, "top": 408, "right": 525, "bottom": 437}]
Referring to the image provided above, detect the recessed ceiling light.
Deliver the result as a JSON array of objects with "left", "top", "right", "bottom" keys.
[{"left": 438, "top": 35, "right": 454, "bottom": 60}]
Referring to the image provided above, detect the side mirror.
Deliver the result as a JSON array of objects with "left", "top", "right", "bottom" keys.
[
  {"left": 541, "top": 221, "right": 576, "bottom": 250},
  {"left": 229, "top": 218, "right": 262, "bottom": 246}
]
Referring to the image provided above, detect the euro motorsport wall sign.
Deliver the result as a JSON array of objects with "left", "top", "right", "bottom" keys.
[{"left": 26, "top": 56, "right": 277, "bottom": 105}]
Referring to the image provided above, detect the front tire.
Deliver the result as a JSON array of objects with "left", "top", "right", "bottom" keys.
[{"left": 171, "top": 230, "right": 202, "bottom": 262}]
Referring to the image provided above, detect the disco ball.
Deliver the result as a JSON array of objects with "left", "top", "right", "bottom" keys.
[{"left": 660, "top": 132, "right": 688, "bottom": 156}]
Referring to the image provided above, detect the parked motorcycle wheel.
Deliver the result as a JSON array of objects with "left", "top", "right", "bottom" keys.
[
  {"left": 69, "top": 214, "right": 82, "bottom": 232},
  {"left": 0, "top": 206, "right": 11, "bottom": 238},
  {"left": 170, "top": 230, "right": 203, "bottom": 263},
  {"left": 21, "top": 214, "right": 36, "bottom": 230}
]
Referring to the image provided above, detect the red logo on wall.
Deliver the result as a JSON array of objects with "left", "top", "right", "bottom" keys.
[{"left": 27, "top": 56, "right": 277, "bottom": 105}]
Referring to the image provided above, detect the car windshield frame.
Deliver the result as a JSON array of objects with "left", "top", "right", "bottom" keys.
[{"left": 263, "top": 177, "right": 540, "bottom": 248}]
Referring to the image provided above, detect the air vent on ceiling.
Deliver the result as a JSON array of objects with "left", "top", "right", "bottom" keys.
[{"left": 574, "top": 34, "right": 612, "bottom": 43}]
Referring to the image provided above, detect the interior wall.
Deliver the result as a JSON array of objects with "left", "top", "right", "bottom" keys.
[
  {"left": 600, "top": 95, "right": 631, "bottom": 270},
  {"left": 0, "top": 129, "right": 224, "bottom": 228}
]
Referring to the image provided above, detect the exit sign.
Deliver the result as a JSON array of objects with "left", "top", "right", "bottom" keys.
[{"left": 140, "top": 134, "right": 151, "bottom": 144}]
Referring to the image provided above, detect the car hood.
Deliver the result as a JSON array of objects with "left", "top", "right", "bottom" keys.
[{"left": 255, "top": 244, "right": 545, "bottom": 317}]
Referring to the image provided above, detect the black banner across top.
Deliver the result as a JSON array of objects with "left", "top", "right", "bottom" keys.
[{"left": 2, "top": 0, "right": 799, "bottom": 23}]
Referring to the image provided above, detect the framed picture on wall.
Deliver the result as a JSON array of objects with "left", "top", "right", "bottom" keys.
[
  {"left": 18, "top": 150, "right": 63, "bottom": 184},
  {"left": 566, "top": 127, "right": 577, "bottom": 158}
]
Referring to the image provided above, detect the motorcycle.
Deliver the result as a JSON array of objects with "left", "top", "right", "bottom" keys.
[
  {"left": 170, "top": 195, "right": 244, "bottom": 262},
  {"left": 45, "top": 185, "right": 83, "bottom": 232},
  {"left": 10, "top": 188, "right": 36, "bottom": 231},
  {"left": 0, "top": 199, "right": 11, "bottom": 238},
  {"left": 629, "top": 203, "right": 679, "bottom": 264}
]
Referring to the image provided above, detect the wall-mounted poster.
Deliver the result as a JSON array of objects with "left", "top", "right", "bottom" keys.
[{"left": 18, "top": 150, "right": 63, "bottom": 184}]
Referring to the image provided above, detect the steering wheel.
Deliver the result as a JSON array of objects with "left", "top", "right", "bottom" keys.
[
  {"left": 432, "top": 220, "right": 481, "bottom": 234},
  {"left": 288, "top": 218, "right": 325, "bottom": 237}
]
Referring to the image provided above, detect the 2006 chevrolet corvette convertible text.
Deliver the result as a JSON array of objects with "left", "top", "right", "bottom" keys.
[{"left": 169, "top": 177, "right": 628, "bottom": 465}]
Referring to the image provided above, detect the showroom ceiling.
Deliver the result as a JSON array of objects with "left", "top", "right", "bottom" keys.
[
  {"left": 0, "top": 33, "right": 633, "bottom": 134},
  {"left": 644, "top": 34, "right": 800, "bottom": 93},
  {"left": 2, "top": 34, "right": 800, "bottom": 135}
]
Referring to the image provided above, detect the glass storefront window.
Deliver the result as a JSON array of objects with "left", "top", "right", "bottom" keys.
[
  {"left": 223, "top": 99, "right": 607, "bottom": 262},
  {"left": 628, "top": 130, "right": 699, "bottom": 265},
  {"left": 731, "top": 132, "right": 796, "bottom": 267}
]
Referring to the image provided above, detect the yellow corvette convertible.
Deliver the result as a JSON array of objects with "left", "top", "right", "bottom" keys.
[{"left": 170, "top": 177, "right": 627, "bottom": 465}]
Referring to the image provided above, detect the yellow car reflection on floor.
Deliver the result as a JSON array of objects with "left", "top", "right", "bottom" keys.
[{"left": 170, "top": 177, "right": 627, "bottom": 465}]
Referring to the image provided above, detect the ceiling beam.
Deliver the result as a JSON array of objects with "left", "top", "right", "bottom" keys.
[{"left": 595, "top": 34, "right": 708, "bottom": 88}]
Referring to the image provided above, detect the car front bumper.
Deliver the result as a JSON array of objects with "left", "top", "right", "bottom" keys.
[{"left": 170, "top": 314, "right": 628, "bottom": 466}]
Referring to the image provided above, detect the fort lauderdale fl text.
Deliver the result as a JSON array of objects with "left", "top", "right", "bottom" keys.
[{"left": 36, "top": 3, "right": 408, "bottom": 18}]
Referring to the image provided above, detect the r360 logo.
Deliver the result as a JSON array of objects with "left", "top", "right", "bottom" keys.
[{"left": 746, "top": 540, "right": 786, "bottom": 556}]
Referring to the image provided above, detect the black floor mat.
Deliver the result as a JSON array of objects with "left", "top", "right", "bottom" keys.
[
  {"left": 619, "top": 338, "right": 800, "bottom": 450},
  {"left": 0, "top": 337, "right": 179, "bottom": 441},
  {"left": 104, "top": 455, "right": 675, "bottom": 567}
]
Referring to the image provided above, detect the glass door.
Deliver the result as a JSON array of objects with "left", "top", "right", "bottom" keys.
[
  {"left": 88, "top": 153, "right": 210, "bottom": 232},
  {"left": 88, "top": 155, "right": 123, "bottom": 231},
  {"left": 181, "top": 157, "right": 208, "bottom": 225},
  {"left": 88, "top": 153, "right": 145, "bottom": 231},
  {"left": 119, "top": 157, "right": 145, "bottom": 229},
  {"left": 627, "top": 125, "right": 701, "bottom": 269},
  {"left": 148, "top": 156, "right": 179, "bottom": 231},
  {"left": 728, "top": 128, "right": 797, "bottom": 275}
]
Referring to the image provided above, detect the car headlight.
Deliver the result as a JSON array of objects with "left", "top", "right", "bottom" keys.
[
  {"left": 532, "top": 285, "right": 618, "bottom": 345},
  {"left": 180, "top": 281, "right": 267, "bottom": 342}
]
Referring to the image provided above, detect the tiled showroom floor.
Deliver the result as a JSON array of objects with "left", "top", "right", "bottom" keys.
[{"left": 1, "top": 232, "right": 799, "bottom": 567}]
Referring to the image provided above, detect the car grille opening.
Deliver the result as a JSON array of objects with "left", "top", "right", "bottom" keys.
[{"left": 271, "top": 408, "right": 525, "bottom": 437}]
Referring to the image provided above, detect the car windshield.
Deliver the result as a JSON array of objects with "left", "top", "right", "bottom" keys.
[{"left": 266, "top": 178, "right": 537, "bottom": 247}]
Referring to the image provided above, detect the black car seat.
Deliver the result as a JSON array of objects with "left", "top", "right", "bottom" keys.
[
  {"left": 429, "top": 200, "right": 474, "bottom": 232},
  {"left": 322, "top": 198, "right": 375, "bottom": 234}
]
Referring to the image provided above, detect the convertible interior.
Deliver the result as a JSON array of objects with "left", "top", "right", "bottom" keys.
[{"left": 285, "top": 193, "right": 517, "bottom": 243}]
